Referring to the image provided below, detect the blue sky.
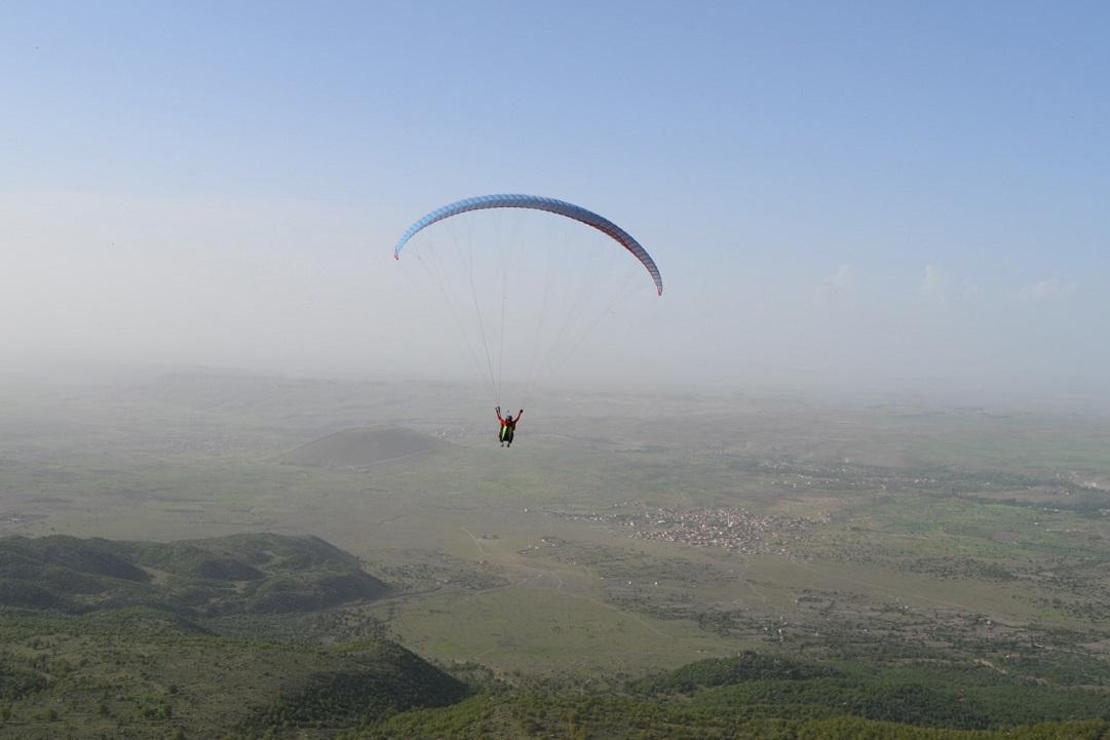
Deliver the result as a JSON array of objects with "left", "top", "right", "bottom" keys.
[{"left": 2, "top": 1, "right": 1108, "bottom": 403}]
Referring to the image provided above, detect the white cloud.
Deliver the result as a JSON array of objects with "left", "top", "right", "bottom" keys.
[
  {"left": 1020, "top": 277, "right": 1077, "bottom": 302},
  {"left": 959, "top": 278, "right": 982, "bottom": 300},
  {"left": 815, "top": 264, "right": 855, "bottom": 307},
  {"left": 920, "top": 264, "right": 946, "bottom": 302},
  {"left": 919, "top": 265, "right": 981, "bottom": 304}
]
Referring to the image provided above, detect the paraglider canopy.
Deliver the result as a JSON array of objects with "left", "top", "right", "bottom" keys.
[{"left": 393, "top": 194, "right": 663, "bottom": 296}]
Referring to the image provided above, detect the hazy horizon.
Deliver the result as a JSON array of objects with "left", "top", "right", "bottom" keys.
[{"left": 4, "top": 2, "right": 1108, "bottom": 407}]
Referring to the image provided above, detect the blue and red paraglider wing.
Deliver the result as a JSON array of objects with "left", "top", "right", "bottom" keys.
[{"left": 393, "top": 194, "right": 663, "bottom": 296}]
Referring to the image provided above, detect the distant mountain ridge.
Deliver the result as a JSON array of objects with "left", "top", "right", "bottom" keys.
[{"left": 0, "top": 532, "right": 388, "bottom": 617}]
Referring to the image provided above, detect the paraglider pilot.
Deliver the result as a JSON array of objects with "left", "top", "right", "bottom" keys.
[{"left": 496, "top": 406, "right": 524, "bottom": 447}]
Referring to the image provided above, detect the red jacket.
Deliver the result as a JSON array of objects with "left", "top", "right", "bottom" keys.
[{"left": 496, "top": 409, "right": 523, "bottom": 429}]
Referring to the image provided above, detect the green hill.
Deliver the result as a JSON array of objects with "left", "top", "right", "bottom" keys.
[
  {"left": 0, "top": 533, "right": 388, "bottom": 617},
  {"left": 0, "top": 534, "right": 461, "bottom": 738},
  {"left": 0, "top": 610, "right": 467, "bottom": 738},
  {"left": 357, "top": 651, "right": 1110, "bottom": 739}
]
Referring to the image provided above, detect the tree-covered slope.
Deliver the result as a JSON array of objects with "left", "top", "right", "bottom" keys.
[
  {"left": 356, "top": 652, "right": 1110, "bottom": 739},
  {"left": 0, "top": 533, "right": 461, "bottom": 738},
  {"left": 0, "top": 610, "right": 467, "bottom": 738},
  {"left": 0, "top": 533, "right": 388, "bottom": 617}
]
